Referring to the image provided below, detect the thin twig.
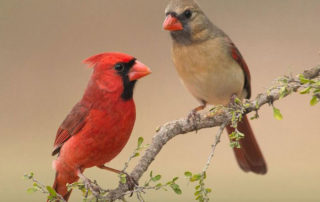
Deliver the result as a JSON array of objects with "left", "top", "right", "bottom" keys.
[{"left": 202, "top": 122, "right": 227, "bottom": 173}]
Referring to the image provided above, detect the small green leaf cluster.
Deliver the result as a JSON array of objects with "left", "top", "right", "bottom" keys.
[
  {"left": 121, "top": 137, "right": 150, "bottom": 179},
  {"left": 119, "top": 173, "right": 127, "bottom": 184},
  {"left": 24, "top": 172, "right": 64, "bottom": 202},
  {"left": 67, "top": 181, "right": 105, "bottom": 200},
  {"left": 228, "top": 97, "right": 246, "bottom": 148},
  {"left": 184, "top": 171, "right": 212, "bottom": 202},
  {"left": 299, "top": 74, "right": 320, "bottom": 106},
  {"left": 209, "top": 105, "right": 224, "bottom": 115},
  {"left": 144, "top": 171, "right": 182, "bottom": 195},
  {"left": 134, "top": 137, "right": 149, "bottom": 158},
  {"left": 277, "top": 76, "right": 292, "bottom": 99},
  {"left": 229, "top": 130, "right": 244, "bottom": 148},
  {"left": 67, "top": 181, "right": 85, "bottom": 193},
  {"left": 46, "top": 186, "right": 59, "bottom": 201}
]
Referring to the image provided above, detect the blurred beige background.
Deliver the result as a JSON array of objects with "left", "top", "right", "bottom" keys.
[{"left": 1, "top": 0, "right": 320, "bottom": 201}]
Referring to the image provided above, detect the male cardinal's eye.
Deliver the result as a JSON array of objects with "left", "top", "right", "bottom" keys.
[
  {"left": 184, "top": 9, "right": 192, "bottom": 19},
  {"left": 115, "top": 63, "right": 125, "bottom": 72}
]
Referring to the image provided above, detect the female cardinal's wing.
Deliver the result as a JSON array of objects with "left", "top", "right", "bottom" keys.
[
  {"left": 228, "top": 40, "right": 251, "bottom": 99},
  {"left": 52, "top": 103, "right": 90, "bottom": 156}
]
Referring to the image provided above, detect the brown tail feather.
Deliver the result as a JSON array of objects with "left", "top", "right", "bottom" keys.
[
  {"left": 226, "top": 115, "right": 267, "bottom": 174},
  {"left": 48, "top": 172, "right": 77, "bottom": 202}
]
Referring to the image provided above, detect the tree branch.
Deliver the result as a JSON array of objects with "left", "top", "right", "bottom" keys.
[{"left": 102, "top": 65, "right": 320, "bottom": 201}]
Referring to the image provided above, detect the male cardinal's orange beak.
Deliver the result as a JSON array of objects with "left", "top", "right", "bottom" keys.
[
  {"left": 128, "top": 61, "right": 151, "bottom": 81},
  {"left": 163, "top": 15, "right": 183, "bottom": 31}
]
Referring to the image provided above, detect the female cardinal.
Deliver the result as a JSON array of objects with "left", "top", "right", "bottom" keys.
[
  {"left": 50, "top": 52, "right": 151, "bottom": 201},
  {"left": 163, "top": 0, "right": 267, "bottom": 174}
]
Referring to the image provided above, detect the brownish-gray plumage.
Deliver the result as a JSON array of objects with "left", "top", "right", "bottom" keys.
[{"left": 164, "top": 0, "right": 267, "bottom": 174}]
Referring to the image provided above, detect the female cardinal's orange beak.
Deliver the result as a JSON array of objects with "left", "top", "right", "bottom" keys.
[
  {"left": 128, "top": 61, "right": 151, "bottom": 81},
  {"left": 163, "top": 15, "right": 183, "bottom": 31}
]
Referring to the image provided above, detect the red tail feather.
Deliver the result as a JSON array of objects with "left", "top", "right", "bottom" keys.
[
  {"left": 48, "top": 172, "right": 77, "bottom": 202},
  {"left": 226, "top": 115, "right": 267, "bottom": 174}
]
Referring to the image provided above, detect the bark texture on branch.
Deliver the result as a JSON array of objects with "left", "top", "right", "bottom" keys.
[{"left": 105, "top": 66, "right": 320, "bottom": 201}]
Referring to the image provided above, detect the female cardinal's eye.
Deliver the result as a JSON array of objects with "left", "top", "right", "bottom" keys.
[
  {"left": 184, "top": 9, "right": 192, "bottom": 19},
  {"left": 114, "top": 63, "right": 125, "bottom": 72}
]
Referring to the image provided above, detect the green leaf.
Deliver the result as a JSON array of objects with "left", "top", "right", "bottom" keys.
[
  {"left": 133, "top": 152, "right": 140, "bottom": 158},
  {"left": 237, "top": 131, "right": 245, "bottom": 138},
  {"left": 255, "top": 101, "right": 259, "bottom": 109},
  {"left": 184, "top": 171, "right": 192, "bottom": 177},
  {"left": 170, "top": 183, "right": 182, "bottom": 195},
  {"left": 149, "top": 171, "right": 153, "bottom": 178},
  {"left": 310, "top": 96, "right": 319, "bottom": 106},
  {"left": 202, "top": 172, "right": 206, "bottom": 179},
  {"left": 231, "top": 111, "right": 236, "bottom": 124},
  {"left": 172, "top": 177, "right": 179, "bottom": 182},
  {"left": 120, "top": 174, "right": 127, "bottom": 184},
  {"left": 279, "top": 86, "right": 287, "bottom": 98},
  {"left": 151, "top": 175, "right": 161, "bottom": 182},
  {"left": 24, "top": 172, "right": 34, "bottom": 180},
  {"left": 300, "top": 86, "right": 312, "bottom": 94},
  {"left": 234, "top": 97, "right": 241, "bottom": 104},
  {"left": 27, "top": 187, "right": 38, "bottom": 193},
  {"left": 205, "top": 188, "right": 212, "bottom": 193},
  {"left": 299, "top": 74, "right": 310, "bottom": 84},
  {"left": 273, "top": 107, "right": 283, "bottom": 120},
  {"left": 155, "top": 183, "right": 162, "bottom": 189},
  {"left": 190, "top": 174, "right": 202, "bottom": 182},
  {"left": 156, "top": 126, "right": 161, "bottom": 132},
  {"left": 194, "top": 190, "right": 201, "bottom": 196},
  {"left": 46, "top": 186, "right": 57, "bottom": 197},
  {"left": 137, "top": 137, "right": 144, "bottom": 148},
  {"left": 229, "top": 132, "right": 235, "bottom": 139},
  {"left": 195, "top": 195, "right": 202, "bottom": 200}
]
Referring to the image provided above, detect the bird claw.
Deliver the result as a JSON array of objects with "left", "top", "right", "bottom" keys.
[
  {"left": 125, "top": 173, "right": 138, "bottom": 192},
  {"left": 119, "top": 172, "right": 138, "bottom": 194},
  {"left": 187, "top": 109, "right": 201, "bottom": 132}
]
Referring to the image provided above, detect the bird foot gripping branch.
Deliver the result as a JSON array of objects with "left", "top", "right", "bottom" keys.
[
  {"left": 49, "top": 53, "right": 151, "bottom": 201},
  {"left": 118, "top": 172, "right": 139, "bottom": 192},
  {"left": 187, "top": 103, "right": 207, "bottom": 132}
]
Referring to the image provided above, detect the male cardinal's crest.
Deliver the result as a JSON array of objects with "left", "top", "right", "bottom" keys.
[{"left": 50, "top": 52, "right": 150, "bottom": 201}]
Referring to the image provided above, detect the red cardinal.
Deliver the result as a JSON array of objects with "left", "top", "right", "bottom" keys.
[
  {"left": 163, "top": 0, "right": 267, "bottom": 174},
  {"left": 50, "top": 52, "right": 151, "bottom": 201}
]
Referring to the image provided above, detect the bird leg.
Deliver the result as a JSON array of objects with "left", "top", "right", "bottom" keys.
[
  {"left": 97, "top": 165, "right": 138, "bottom": 191},
  {"left": 187, "top": 102, "right": 207, "bottom": 131},
  {"left": 77, "top": 169, "right": 101, "bottom": 198}
]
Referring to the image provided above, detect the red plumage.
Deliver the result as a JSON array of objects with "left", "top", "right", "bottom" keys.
[{"left": 50, "top": 52, "right": 150, "bottom": 200}]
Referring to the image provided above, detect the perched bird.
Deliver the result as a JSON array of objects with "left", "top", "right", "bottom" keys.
[
  {"left": 163, "top": 0, "right": 267, "bottom": 174},
  {"left": 50, "top": 52, "right": 151, "bottom": 201}
]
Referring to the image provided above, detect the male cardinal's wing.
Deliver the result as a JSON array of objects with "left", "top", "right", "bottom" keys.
[
  {"left": 52, "top": 103, "right": 90, "bottom": 156},
  {"left": 227, "top": 39, "right": 251, "bottom": 99}
]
